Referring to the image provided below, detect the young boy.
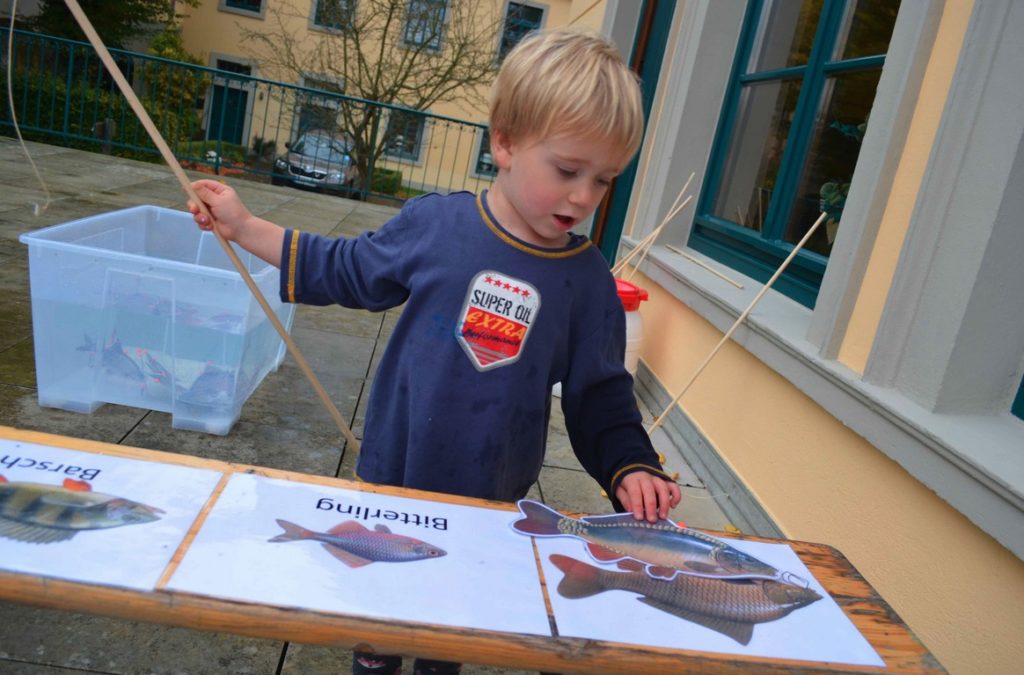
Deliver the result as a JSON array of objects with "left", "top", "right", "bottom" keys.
[{"left": 190, "top": 28, "right": 680, "bottom": 673}]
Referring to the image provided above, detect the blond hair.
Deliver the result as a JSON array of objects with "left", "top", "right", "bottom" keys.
[{"left": 489, "top": 29, "right": 644, "bottom": 160}]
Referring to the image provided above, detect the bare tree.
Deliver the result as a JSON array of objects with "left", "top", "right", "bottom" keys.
[{"left": 238, "top": 0, "right": 505, "bottom": 190}]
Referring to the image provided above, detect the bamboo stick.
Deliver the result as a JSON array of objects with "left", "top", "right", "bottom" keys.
[
  {"left": 611, "top": 172, "right": 694, "bottom": 277},
  {"left": 647, "top": 212, "right": 828, "bottom": 434},
  {"left": 623, "top": 195, "right": 694, "bottom": 282},
  {"left": 664, "top": 246, "right": 745, "bottom": 289},
  {"left": 62, "top": 0, "right": 360, "bottom": 455}
]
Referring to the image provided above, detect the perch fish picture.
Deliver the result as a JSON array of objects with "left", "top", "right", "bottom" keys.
[
  {"left": 269, "top": 519, "right": 447, "bottom": 569},
  {"left": 513, "top": 500, "right": 820, "bottom": 645},
  {"left": 0, "top": 475, "right": 164, "bottom": 544}
]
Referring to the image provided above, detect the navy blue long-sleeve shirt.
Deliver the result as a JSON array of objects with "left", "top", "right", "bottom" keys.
[{"left": 280, "top": 191, "right": 669, "bottom": 507}]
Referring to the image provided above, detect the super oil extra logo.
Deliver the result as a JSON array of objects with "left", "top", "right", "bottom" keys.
[{"left": 456, "top": 271, "right": 540, "bottom": 372}]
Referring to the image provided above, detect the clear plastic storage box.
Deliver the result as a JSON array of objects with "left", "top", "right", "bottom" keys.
[{"left": 19, "top": 205, "right": 295, "bottom": 435}]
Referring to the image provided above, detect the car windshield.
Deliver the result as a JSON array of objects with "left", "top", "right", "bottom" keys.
[{"left": 293, "top": 134, "right": 350, "bottom": 163}]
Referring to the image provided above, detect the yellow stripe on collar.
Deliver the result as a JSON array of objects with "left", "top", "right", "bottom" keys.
[{"left": 476, "top": 193, "right": 591, "bottom": 259}]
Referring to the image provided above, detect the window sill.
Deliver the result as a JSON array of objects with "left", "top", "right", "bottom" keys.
[{"left": 631, "top": 242, "right": 1024, "bottom": 560}]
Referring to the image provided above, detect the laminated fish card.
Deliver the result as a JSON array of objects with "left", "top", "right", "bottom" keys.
[
  {"left": 533, "top": 532, "right": 885, "bottom": 668},
  {"left": 167, "top": 474, "right": 553, "bottom": 637},
  {"left": 0, "top": 438, "right": 223, "bottom": 590}
]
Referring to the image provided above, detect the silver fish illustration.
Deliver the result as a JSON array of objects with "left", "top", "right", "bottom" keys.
[
  {"left": 513, "top": 499, "right": 782, "bottom": 581},
  {"left": 269, "top": 519, "right": 447, "bottom": 568},
  {"left": 550, "top": 554, "right": 821, "bottom": 645},
  {"left": 0, "top": 475, "right": 164, "bottom": 544}
]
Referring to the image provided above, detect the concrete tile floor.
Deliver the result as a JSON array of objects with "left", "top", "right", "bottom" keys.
[{"left": 0, "top": 138, "right": 730, "bottom": 674}]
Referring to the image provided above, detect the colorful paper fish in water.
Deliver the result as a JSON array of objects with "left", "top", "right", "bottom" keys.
[
  {"left": 78, "top": 333, "right": 147, "bottom": 391},
  {"left": 0, "top": 475, "right": 164, "bottom": 544},
  {"left": 512, "top": 500, "right": 783, "bottom": 581},
  {"left": 549, "top": 554, "right": 821, "bottom": 645},
  {"left": 142, "top": 352, "right": 173, "bottom": 387},
  {"left": 269, "top": 519, "right": 447, "bottom": 568},
  {"left": 177, "top": 364, "right": 236, "bottom": 406}
]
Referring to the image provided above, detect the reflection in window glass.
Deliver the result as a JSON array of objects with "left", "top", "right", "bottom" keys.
[
  {"left": 784, "top": 70, "right": 881, "bottom": 254},
  {"left": 314, "top": 0, "right": 355, "bottom": 31},
  {"left": 499, "top": 3, "right": 544, "bottom": 61},
  {"left": 405, "top": 0, "right": 447, "bottom": 50},
  {"left": 224, "top": 0, "right": 263, "bottom": 12},
  {"left": 694, "top": 0, "right": 902, "bottom": 307},
  {"left": 385, "top": 110, "right": 426, "bottom": 161},
  {"left": 835, "top": 0, "right": 900, "bottom": 60},
  {"left": 712, "top": 79, "right": 803, "bottom": 233},
  {"left": 749, "top": 0, "right": 824, "bottom": 72},
  {"left": 476, "top": 129, "right": 496, "bottom": 176}
]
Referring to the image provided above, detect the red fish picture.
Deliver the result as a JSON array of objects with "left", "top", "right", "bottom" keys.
[{"left": 268, "top": 519, "right": 447, "bottom": 568}]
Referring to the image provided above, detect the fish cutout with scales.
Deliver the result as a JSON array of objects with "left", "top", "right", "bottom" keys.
[
  {"left": 512, "top": 499, "right": 791, "bottom": 582},
  {"left": 0, "top": 475, "right": 164, "bottom": 544}
]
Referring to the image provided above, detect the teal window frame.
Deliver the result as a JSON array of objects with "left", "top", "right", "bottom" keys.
[
  {"left": 692, "top": 0, "right": 892, "bottom": 308},
  {"left": 1013, "top": 375, "right": 1024, "bottom": 421}
]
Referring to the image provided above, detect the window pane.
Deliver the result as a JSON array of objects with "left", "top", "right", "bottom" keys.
[
  {"left": 748, "top": 0, "right": 824, "bottom": 72},
  {"left": 385, "top": 110, "right": 425, "bottom": 161},
  {"left": 782, "top": 69, "right": 881, "bottom": 255},
  {"left": 834, "top": 0, "right": 900, "bottom": 60},
  {"left": 225, "top": 0, "right": 262, "bottom": 12},
  {"left": 712, "top": 78, "right": 803, "bottom": 232},
  {"left": 405, "top": 0, "right": 446, "bottom": 50},
  {"left": 499, "top": 3, "right": 544, "bottom": 60},
  {"left": 476, "top": 129, "right": 496, "bottom": 176},
  {"left": 315, "top": 0, "right": 353, "bottom": 30}
]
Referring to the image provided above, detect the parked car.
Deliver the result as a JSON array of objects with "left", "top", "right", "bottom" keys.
[{"left": 272, "top": 129, "right": 360, "bottom": 197}]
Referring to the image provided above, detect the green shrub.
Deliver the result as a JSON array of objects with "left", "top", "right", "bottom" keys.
[{"left": 371, "top": 168, "right": 402, "bottom": 195}]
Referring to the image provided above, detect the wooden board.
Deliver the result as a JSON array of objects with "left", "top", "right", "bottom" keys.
[{"left": 0, "top": 426, "right": 945, "bottom": 674}]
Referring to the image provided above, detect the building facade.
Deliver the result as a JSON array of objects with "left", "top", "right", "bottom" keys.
[{"left": 604, "top": 1, "right": 1023, "bottom": 672}]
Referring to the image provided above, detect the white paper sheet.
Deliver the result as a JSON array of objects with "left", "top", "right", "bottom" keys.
[
  {"left": 534, "top": 533, "right": 885, "bottom": 667},
  {"left": 167, "top": 474, "right": 552, "bottom": 636},
  {"left": 0, "top": 438, "right": 222, "bottom": 590}
]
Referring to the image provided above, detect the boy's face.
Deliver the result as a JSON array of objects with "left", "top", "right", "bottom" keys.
[{"left": 487, "top": 130, "right": 626, "bottom": 248}]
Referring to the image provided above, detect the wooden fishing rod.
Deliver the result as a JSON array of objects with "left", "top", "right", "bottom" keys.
[
  {"left": 647, "top": 211, "right": 829, "bottom": 434},
  {"left": 61, "top": 0, "right": 361, "bottom": 455}
]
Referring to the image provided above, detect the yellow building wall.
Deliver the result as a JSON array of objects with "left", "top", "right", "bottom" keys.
[
  {"left": 631, "top": 1, "right": 1024, "bottom": 671},
  {"left": 634, "top": 273, "right": 1024, "bottom": 674}
]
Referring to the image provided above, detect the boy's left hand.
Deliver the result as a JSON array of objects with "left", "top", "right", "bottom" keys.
[{"left": 616, "top": 471, "right": 682, "bottom": 523}]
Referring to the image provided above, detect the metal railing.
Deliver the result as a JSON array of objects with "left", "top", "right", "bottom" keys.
[{"left": 0, "top": 28, "right": 496, "bottom": 203}]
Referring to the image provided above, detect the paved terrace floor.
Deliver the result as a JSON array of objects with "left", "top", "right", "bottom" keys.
[{"left": 0, "top": 138, "right": 730, "bottom": 674}]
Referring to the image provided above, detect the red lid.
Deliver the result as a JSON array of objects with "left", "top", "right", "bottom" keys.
[{"left": 615, "top": 278, "right": 648, "bottom": 311}]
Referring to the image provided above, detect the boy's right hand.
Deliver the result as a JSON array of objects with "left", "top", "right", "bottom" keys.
[{"left": 187, "top": 179, "right": 252, "bottom": 241}]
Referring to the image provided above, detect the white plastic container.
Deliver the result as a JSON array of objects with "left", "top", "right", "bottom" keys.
[
  {"left": 552, "top": 278, "right": 648, "bottom": 397},
  {"left": 19, "top": 205, "right": 295, "bottom": 435},
  {"left": 616, "top": 278, "right": 649, "bottom": 375}
]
